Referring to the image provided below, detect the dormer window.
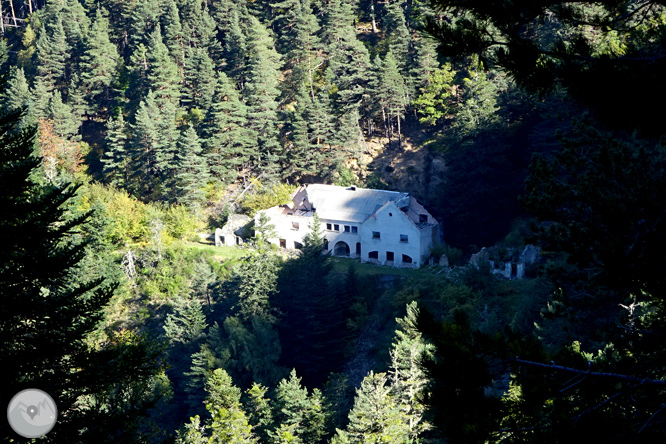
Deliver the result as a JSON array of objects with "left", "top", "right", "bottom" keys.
[{"left": 419, "top": 214, "right": 428, "bottom": 223}]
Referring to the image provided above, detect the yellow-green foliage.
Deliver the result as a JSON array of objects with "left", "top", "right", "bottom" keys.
[
  {"left": 164, "top": 205, "right": 201, "bottom": 241},
  {"left": 242, "top": 180, "right": 297, "bottom": 216},
  {"left": 83, "top": 183, "right": 150, "bottom": 245}
]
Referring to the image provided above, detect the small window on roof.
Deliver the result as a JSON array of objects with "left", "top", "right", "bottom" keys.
[{"left": 419, "top": 214, "right": 428, "bottom": 223}]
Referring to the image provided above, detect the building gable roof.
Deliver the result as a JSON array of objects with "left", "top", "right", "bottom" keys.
[{"left": 292, "top": 184, "right": 426, "bottom": 225}]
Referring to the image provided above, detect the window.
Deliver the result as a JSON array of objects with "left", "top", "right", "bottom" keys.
[
  {"left": 369, "top": 251, "right": 379, "bottom": 259},
  {"left": 419, "top": 214, "right": 428, "bottom": 224},
  {"left": 334, "top": 224, "right": 340, "bottom": 231},
  {"left": 351, "top": 226, "right": 358, "bottom": 234},
  {"left": 326, "top": 223, "right": 332, "bottom": 231},
  {"left": 344, "top": 225, "right": 351, "bottom": 233},
  {"left": 402, "top": 254, "right": 413, "bottom": 264},
  {"left": 386, "top": 251, "right": 394, "bottom": 262},
  {"left": 372, "top": 231, "right": 381, "bottom": 239},
  {"left": 279, "top": 239, "right": 286, "bottom": 248},
  {"left": 292, "top": 222, "right": 300, "bottom": 230},
  {"left": 400, "top": 234, "right": 408, "bottom": 243}
]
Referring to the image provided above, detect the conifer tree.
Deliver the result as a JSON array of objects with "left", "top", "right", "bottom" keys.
[
  {"left": 323, "top": 0, "right": 372, "bottom": 115},
  {"left": 147, "top": 24, "right": 181, "bottom": 107},
  {"left": 203, "top": 72, "right": 256, "bottom": 182},
  {"left": 382, "top": 0, "right": 411, "bottom": 66},
  {"left": 182, "top": 47, "right": 217, "bottom": 115},
  {"left": 244, "top": 16, "right": 283, "bottom": 179},
  {"left": 163, "top": 296, "right": 208, "bottom": 345},
  {"left": 336, "top": 372, "right": 411, "bottom": 444},
  {"left": 388, "top": 302, "right": 433, "bottom": 440},
  {"left": 3, "top": 67, "right": 31, "bottom": 112},
  {"left": 2, "top": 67, "right": 34, "bottom": 129},
  {"left": 80, "top": 9, "right": 119, "bottom": 111},
  {"left": 49, "top": 90, "right": 80, "bottom": 140},
  {"left": 102, "top": 114, "right": 129, "bottom": 187},
  {"left": 217, "top": 4, "right": 249, "bottom": 78},
  {"left": 129, "top": 90, "right": 161, "bottom": 197},
  {"left": 205, "top": 369, "right": 258, "bottom": 443},
  {"left": 181, "top": 0, "right": 218, "bottom": 50},
  {"left": 35, "top": 18, "right": 71, "bottom": 92},
  {"left": 162, "top": 0, "right": 185, "bottom": 68},
  {"left": 31, "top": 77, "right": 52, "bottom": 120},
  {"left": 68, "top": 73, "right": 88, "bottom": 123},
  {"left": 372, "top": 51, "right": 409, "bottom": 148},
  {"left": 129, "top": 0, "right": 160, "bottom": 50},
  {"left": 175, "top": 125, "right": 210, "bottom": 207},
  {"left": 0, "top": 91, "right": 162, "bottom": 442},
  {"left": 244, "top": 383, "right": 274, "bottom": 443},
  {"left": 287, "top": 0, "right": 323, "bottom": 102},
  {"left": 277, "top": 214, "right": 348, "bottom": 386},
  {"left": 272, "top": 369, "right": 328, "bottom": 443}
]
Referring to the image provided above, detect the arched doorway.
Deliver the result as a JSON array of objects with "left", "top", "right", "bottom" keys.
[
  {"left": 334, "top": 241, "right": 350, "bottom": 256},
  {"left": 356, "top": 242, "right": 361, "bottom": 256}
]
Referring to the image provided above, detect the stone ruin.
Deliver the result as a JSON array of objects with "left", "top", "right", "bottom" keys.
[
  {"left": 215, "top": 214, "right": 252, "bottom": 247},
  {"left": 469, "top": 245, "right": 541, "bottom": 279}
]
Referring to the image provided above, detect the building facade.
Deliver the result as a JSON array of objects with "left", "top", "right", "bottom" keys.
[{"left": 256, "top": 184, "right": 440, "bottom": 267}]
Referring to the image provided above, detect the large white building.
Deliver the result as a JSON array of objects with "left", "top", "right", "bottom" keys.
[{"left": 256, "top": 184, "right": 440, "bottom": 267}]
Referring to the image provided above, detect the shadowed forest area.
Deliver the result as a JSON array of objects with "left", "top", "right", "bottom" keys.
[{"left": 2, "top": 0, "right": 666, "bottom": 442}]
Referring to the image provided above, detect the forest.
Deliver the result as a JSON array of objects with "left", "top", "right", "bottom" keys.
[{"left": 2, "top": 0, "right": 666, "bottom": 442}]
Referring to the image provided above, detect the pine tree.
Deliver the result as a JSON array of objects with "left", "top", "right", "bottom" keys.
[
  {"left": 2, "top": 67, "right": 34, "bottom": 128},
  {"left": 243, "top": 16, "right": 283, "bottom": 179},
  {"left": 68, "top": 73, "right": 88, "bottom": 124},
  {"left": 129, "top": 0, "right": 161, "bottom": 50},
  {"left": 31, "top": 76, "right": 52, "bottom": 120},
  {"left": 80, "top": 9, "right": 119, "bottom": 111},
  {"left": 35, "top": 18, "right": 71, "bottom": 92},
  {"left": 277, "top": 214, "right": 348, "bottom": 386},
  {"left": 203, "top": 72, "right": 256, "bottom": 182},
  {"left": 231, "top": 252, "right": 280, "bottom": 321},
  {"left": 162, "top": 0, "right": 185, "bottom": 68},
  {"left": 205, "top": 369, "right": 258, "bottom": 443},
  {"left": 382, "top": 0, "right": 411, "bottom": 66},
  {"left": 129, "top": 90, "right": 161, "bottom": 197},
  {"left": 182, "top": 47, "right": 217, "bottom": 115},
  {"left": 3, "top": 67, "right": 32, "bottom": 112},
  {"left": 218, "top": 5, "right": 248, "bottom": 78},
  {"left": 338, "top": 372, "right": 411, "bottom": 444},
  {"left": 323, "top": 0, "right": 372, "bottom": 115},
  {"left": 101, "top": 113, "right": 129, "bottom": 187},
  {"left": 175, "top": 125, "right": 210, "bottom": 207},
  {"left": 49, "top": 89, "right": 80, "bottom": 140},
  {"left": 147, "top": 24, "right": 181, "bottom": 107},
  {"left": 388, "top": 301, "right": 433, "bottom": 440},
  {"left": 272, "top": 369, "right": 328, "bottom": 443},
  {"left": 163, "top": 296, "right": 208, "bottom": 345},
  {"left": 371, "top": 51, "right": 409, "bottom": 148},
  {"left": 180, "top": 0, "right": 218, "bottom": 50},
  {"left": 244, "top": 383, "right": 274, "bottom": 443},
  {"left": 0, "top": 94, "right": 162, "bottom": 442}
]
